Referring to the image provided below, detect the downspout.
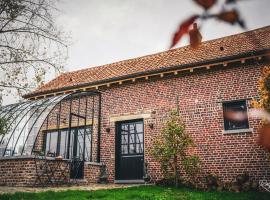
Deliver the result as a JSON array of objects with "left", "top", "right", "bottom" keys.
[{"left": 97, "top": 91, "right": 102, "bottom": 163}]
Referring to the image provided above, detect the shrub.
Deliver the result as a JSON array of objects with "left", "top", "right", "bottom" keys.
[{"left": 152, "top": 111, "right": 200, "bottom": 188}]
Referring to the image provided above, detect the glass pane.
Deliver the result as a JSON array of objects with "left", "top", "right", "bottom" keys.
[
  {"left": 59, "top": 130, "right": 68, "bottom": 158},
  {"left": 136, "top": 133, "right": 143, "bottom": 144},
  {"left": 121, "top": 124, "right": 128, "bottom": 131},
  {"left": 129, "top": 124, "right": 135, "bottom": 133},
  {"left": 77, "top": 132, "right": 84, "bottom": 159},
  {"left": 21, "top": 95, "right": 66, "bottom": 156},
  {"left": 136, "top": 143, "right": 144, "bottom": 153},
  {"left": 223, "top": 101, "right": 248, "bottom": 130},
  {"left": 121, "top": 134, "right": 128, "bottom": 145},
  {"left": 45, "top": 133, "right": 50, "bottom": 154},
  {"left": 46, "top": 131, "right": 57, "bottom": 155},
  {"left": 136, "top": 123, "right": 143, "bottom": 133},
  {"left": 84, "top": 127, "right": 92, "bottom": 161},
  {"left": 3, "top": 104, "right": 32, "bottom": 156},
  {"left": 121, "top": 145, "right": 128, "bottom": 154},
  {"left": 129, "top": 134, "right": 135, "bottom": 144},
  {"left": 129, "top": 143, "right": 136, "bottom": 154},
  {"left": 1, "top": 102, "right": 33, "bottom": 156},
  {"left": 69, "top": 129, "right": 75, "bottom": 158}
]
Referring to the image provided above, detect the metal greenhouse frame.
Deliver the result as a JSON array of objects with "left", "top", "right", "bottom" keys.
[{"left": 0, "top": 91, "right": 101, "bottom": 184}]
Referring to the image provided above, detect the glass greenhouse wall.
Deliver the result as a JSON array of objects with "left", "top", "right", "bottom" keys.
[{"left": 0, "top": 91, "right": 101, "bottom": 162}]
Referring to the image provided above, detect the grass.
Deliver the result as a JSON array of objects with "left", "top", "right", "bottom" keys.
[{"left": 0, "top": 186, "right": 269, "bottom": 200}]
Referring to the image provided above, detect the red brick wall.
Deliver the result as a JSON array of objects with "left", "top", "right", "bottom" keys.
[
  {"left": 0, "top": 157, "right": 102, "bottom": 186},
  {"left": 84, "top": 163, "right": 102, "bottom": 183},
  {"left": 99, "top": 63, "right": 270, "bottom": 183},
  {"left": 0, "top": 158, "right": 36, "bottom": 186}
]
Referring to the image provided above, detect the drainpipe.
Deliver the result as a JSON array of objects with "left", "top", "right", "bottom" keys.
[{"left": 97, "top": 92, "right": 102, "bottom": 163}]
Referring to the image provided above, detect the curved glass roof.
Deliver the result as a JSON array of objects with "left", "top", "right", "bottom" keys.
[{"left": 0, "top": 94, "right": 68, "bottom": 157}]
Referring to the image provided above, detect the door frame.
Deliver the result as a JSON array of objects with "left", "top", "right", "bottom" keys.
[
  {"left": 69, "top": 127, "right": 84, "bottom": 179},
  {"left": 115, "top": 119, "right": 144, "bottom": 181}
]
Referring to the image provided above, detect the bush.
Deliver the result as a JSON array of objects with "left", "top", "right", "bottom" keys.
[
  {"left": 152, "top": 111, "right": 200, "bottom": 188},
  {"left": 205, "top": 172, "right": 259, "bottom": 192}
]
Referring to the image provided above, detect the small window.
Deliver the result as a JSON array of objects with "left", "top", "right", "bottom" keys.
[
  {"left": 45, "top": 131, "right": 58, "bottom": 156},
  {"left": 223, "top": 100, "right": 249, "bottom": 131}
]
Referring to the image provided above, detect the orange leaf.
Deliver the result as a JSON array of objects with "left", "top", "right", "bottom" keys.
[
  {"left": 170, "top": 15, "right": 199, "bottom": 48},
  {"left": 258, "top": 124, "right": 270, "bottom": 152},
  {"left": 193, "top": 0, "right": 217, "bottom": 10},
  {"left": 216, "top": 9, "right": 245, "bottom": 28},
  {"left": 217, "top": 9, "right": 239, "bottom": 24}
]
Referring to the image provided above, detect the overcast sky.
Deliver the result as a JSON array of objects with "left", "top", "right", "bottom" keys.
[
  {"left": 56, "top": 0, "right": 270, "bottom": 72},
  {"left": 2, "top": 0, "right": 270, "bottom": 105}
]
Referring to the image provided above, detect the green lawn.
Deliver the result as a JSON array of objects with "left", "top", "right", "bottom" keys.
[{"left": 0, "top": 186, "right": 269, "bottom": 200}]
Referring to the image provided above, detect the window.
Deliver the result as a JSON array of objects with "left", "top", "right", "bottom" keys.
[
  {"left": 120, "top": 121, "right": 144, "bottom": 155},
  {"left": 59, "top": 130, "right": 68, "bottom": 158},
  {"left": 45, "top": 131, "right": 58, "bottom": 155},
  {"left": 223, "top": 100, "right": 249, "bottom": 131},
  {"left": 44, "top": 126, "right": 92, "bottom": 161}
]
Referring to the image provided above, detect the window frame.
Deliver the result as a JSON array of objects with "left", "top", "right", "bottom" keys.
[
  {"left": 222, "top": 99, "right": 250, "bottom": 131},
  {"left": 43, "top": 125, "right": 92, "bottom": 160},
  {"left": 118, "top": 120, "right": 144, "bottom": 156}
]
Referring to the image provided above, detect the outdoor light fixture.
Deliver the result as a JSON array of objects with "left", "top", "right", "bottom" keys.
[
  {"left": 148, "top": 123, "right": 154, "bottom": 129},
  {"left": 106, "top": 127, "right": 110, "bottom": 133}
]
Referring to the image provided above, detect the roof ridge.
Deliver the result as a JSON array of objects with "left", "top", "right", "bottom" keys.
[
  {"left": 24, "top": 25, "right": 270, "bottom": 99},
  {"left": 65, "top": 25, "right": 270, "bottom": 75}
]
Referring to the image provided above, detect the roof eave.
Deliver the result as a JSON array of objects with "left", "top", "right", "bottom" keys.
[{"left": 23, "top": 48, "right": 270, "bottom": 99}]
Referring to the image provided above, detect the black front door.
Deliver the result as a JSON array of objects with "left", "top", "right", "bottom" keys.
[{"left": 115, "top": 120, "right": 144, "bottom": 180}]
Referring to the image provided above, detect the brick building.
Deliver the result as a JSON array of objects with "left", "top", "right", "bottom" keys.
[{"left": 0, "top": 26, "right": 269, "bottom": 186}]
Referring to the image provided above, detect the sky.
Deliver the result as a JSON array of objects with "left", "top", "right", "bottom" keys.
[
  {"left": 2, "top": 0, "right": 270, "bottom": 105},
  {"left": 56, "top": 0, "right": 270, "bottom": 72}
]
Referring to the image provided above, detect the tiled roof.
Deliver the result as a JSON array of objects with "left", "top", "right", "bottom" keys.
[{"left": 24, "top": 26, "right": 270, "bottom": 98}]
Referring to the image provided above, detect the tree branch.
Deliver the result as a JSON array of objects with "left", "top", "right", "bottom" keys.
[{"left": 0, "top": 84, "right": 33, "bottom": 90}]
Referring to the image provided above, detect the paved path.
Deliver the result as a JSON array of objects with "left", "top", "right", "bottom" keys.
[{"left": 0, "top": 184, "right": 145, "bottom": 194}]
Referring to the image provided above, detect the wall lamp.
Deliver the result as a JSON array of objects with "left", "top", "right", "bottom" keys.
[{"left": 148, "top": 123, "right": 154, "bottom": 129}]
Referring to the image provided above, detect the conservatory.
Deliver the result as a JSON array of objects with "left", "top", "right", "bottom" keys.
[{"left": 0, "top": 91, "right": 102, "bottom": 186}]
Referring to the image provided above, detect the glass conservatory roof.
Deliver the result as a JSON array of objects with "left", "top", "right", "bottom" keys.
[{"left": 0, "top": 94, "right": 68, "bottom": 157}]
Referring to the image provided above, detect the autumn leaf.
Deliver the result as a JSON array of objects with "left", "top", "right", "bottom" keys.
[
  {"left": 216, "top": 9, "right": 246, "bottom": 28},
  {"left": 170, "top": 15, "right": 199, "bottom": 48},
  {"left": 193, "top": 0, "right": 217, "bottom": 10},
  {"left": 258, "top": 124, "right": 270, "bottom": 152}
]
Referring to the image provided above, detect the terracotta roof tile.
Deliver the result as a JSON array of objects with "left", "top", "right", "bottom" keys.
[{"left": 25, "top": 26, "right": 270, "bottom": 98}]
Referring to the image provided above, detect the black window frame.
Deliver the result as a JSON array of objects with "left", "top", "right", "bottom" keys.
[
  {"left": 117, "top": 119, "right": 144, "bottom": 156},
  {"left": 223, "top": 100, "right": 249, "bottom": 131},
  {"left": 43, "top": 125, "right": 92, "bottom": 160}
]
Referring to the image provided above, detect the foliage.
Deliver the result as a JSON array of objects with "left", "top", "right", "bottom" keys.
[
  {"left": 0, "top": 186, "right": 270, "bottom": 200},
  {"left": 251, "top": 67, "right": 270, "bottom": 154},
  {"left": 205, "top": 173, "right": 259, "bottom": 192},
  {"left": 152, "top": 111, "right": 200, "bottom": 187},
  {"left": 253, "top": 67, "right": 270, "bottom": 112},
  {"left": 171, "top": 0, "right": 248, "bottom": 48},
  {"left": 182, "top": 155, "right": 201, "bottom": 179},
  {"left": 0, "top": 117, "right": 8, "bottom": 135},
  {"left": 0, "top": 0, "right": 69, "bottom": 102}
]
